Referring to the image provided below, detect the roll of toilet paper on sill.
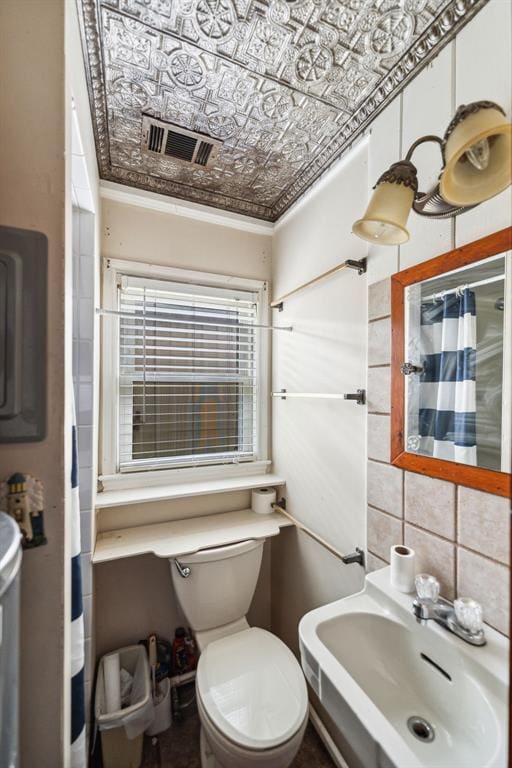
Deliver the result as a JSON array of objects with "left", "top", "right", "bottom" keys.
[
  {"left": 390, "top": 545, "right": 416, "bottom": 594},
  {"left": 104, "top": 652, "right": 121, "bottom": 714},
  {"left": 251, "top": 487, "right": 277, "bottom": 515}
]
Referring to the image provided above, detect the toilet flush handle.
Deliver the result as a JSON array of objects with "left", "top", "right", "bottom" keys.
[{"left": 174, "top": 559, "right": 191, "bottom": 578}]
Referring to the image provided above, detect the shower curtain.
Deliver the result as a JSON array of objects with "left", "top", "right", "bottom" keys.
[
  {"left": 70, "top": 399, "right": 86, "bottom": 768},
  {"left": 419, "top": 287, "right": 477, "bottom": 465}
]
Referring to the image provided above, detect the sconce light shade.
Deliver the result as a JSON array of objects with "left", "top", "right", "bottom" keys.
[
  {"left": 440, "top": 101, "right": 511, "bottom": 206},
  {"left": 352, "top": 161, "right": 417, "bottom": 246}
]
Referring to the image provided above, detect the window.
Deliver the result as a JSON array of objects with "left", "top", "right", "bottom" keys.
[{"left": 101, "top": 261, "right": 268, "bottom": 480}]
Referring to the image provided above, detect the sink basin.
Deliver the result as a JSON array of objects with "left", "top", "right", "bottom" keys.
[{"left": 299, "top": 567, "right": 508, "bottom": 768}]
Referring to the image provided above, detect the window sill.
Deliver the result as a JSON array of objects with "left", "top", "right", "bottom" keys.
[
  {"left": 93, "top": 507, "right": 292, "bottom": 564},
  {"left": 95, "top": 472, "right": 285, "bottom": 509}
]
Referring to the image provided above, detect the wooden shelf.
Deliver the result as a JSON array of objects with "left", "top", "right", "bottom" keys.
[
  {"left": 93, "top": 508, "right": 293, "bottom": 564},
  {"left": 95, "top": 473, "right": 286, "bottom": 509}
]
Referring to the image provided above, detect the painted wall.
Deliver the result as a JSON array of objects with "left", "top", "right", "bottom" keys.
[
  {"left": 365, "top": 0, "right": 511, "bottom": 637},
  {"left": 94, "top": 199, "right": 274, "bottom": 663},
  {"left": 270, "top": 139, "right": 370, "bottom": 654},
  {"left": 0, "top": 2, "right": 69, "bottom": 765},
  {"left": 269, "top": 4, "right": 510, "bottom": 758},
  {"left": 102, "top": 197, "right": 272, "bottom": 279}
]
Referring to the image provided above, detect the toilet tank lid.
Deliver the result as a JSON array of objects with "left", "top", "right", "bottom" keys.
[
  {"left": 175, "top": 538, "right": 263, "bottom": 564},
  {"left": 197, "top": 627, "right": 308, "bottom": 751}
]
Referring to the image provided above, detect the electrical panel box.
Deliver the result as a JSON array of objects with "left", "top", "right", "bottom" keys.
[{"left": 0, "top": 226, "right": 47, "bottom": 442}]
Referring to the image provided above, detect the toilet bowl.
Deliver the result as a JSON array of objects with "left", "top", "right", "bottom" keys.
[{"left": 170, "top": 539, "right": 308, "bottom": 768}]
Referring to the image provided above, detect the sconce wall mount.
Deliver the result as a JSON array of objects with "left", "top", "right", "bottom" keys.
[{"left": 353, "top": 100, "right": 512, "bottom": 246}]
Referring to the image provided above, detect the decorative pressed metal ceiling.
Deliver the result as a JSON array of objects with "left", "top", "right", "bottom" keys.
[{"left": 78, "top": 0, "right": 488, "bottom": 221}]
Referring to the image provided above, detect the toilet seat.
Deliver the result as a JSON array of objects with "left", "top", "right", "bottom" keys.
[{"left": 196, "top": 627, "right": 308, "bottom": 752}]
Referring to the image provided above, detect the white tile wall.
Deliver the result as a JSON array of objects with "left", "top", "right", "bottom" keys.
[{"left": 72, "top": 208, "right": 96, "bottom": 724}]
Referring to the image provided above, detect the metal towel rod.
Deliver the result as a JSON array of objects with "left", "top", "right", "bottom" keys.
[
  {"left": 272, "top": 388, "right": 366, "bottom": 405},
  {"left": 271, "top": 499, "right": 365, "bottom": 567},
  {"left": 271, "top": 258, "right": 367, "bottom": 311}
]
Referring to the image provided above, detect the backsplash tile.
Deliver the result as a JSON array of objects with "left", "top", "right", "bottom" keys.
[
  {"left": 367, "top": 507, "right": 402, "bottom": 562},
  {"left": 368, "top": 317, "right": 391, "bottom": 366},
  {"left": 368, "top": 278, "right": 391, "bottom": 321},
  {"left": 365, "top": 281, "right": 510, "bottom": 635},
  {"left": 457, "top": 487, "right": 510, "bottom": 566},
  {"left": 457, "top": 547, "right": 509, "bottom": 635},
  {"left": 367, "top": 366, "right": 391, "bottom": 413},
  {"left": 404, "top": 524, "right": 455, "bottom": 600},
  {"left": 367, "top": 461, "right": 402, "bottom": 518},
  {"left": 404, "top": 472, "right": 455, "bottom": 540},
  {"left": 366, "top": 551, "right": 388, "bottom": 573},
  {"left": 368, "top": 415, "right": 391, "bottom": 462}
]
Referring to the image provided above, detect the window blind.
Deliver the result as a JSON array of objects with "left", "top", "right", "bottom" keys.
[{"left": 117, "top": 275, "right": 259, "bottom": 472}]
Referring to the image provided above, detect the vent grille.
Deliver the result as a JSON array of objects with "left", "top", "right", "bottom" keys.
[
  {"left": 165, "top": 130, "right": 197, "bottom": 161},
  {"left": 195, "top": 141, "right": 213, "bottom": 167},
  {"left": 148, "top": 124, "right": 164, "bottom": 153},
  {"left": 142, "top": 116, "right": 221, "bottom": 169}
]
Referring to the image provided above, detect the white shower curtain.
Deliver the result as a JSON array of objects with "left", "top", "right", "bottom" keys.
[{"left": 419, "top": 287, "right": 477, "bottom": 465}]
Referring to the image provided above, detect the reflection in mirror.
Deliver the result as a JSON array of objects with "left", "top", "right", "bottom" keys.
[{"left": 404, "top": 251, "right": 511, "bottom": 472}]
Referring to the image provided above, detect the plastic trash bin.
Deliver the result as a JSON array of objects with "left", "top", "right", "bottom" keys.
[{"left": 95, "top": 645, "right": 154, "bottom": 768}]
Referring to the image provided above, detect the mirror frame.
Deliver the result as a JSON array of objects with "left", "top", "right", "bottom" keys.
[{"left": 390, "top": 226, "right": 512, "bottom": 498}]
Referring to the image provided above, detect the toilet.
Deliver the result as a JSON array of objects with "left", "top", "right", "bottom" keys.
[{"left": 170, "top": 538, "right": 309, "bottom": 768}]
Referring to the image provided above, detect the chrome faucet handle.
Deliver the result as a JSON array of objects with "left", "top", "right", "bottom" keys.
[{"left": 415, "top": 573, "right": 440, "bottom": 603}]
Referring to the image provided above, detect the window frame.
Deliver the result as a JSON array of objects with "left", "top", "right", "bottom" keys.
[{"left": 100, "top": 258, "right": 270, "bottom": 490}]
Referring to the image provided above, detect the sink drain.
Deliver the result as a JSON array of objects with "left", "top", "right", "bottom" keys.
[{"left": 407, "top": 716, "right": 435, "bottom": 743}]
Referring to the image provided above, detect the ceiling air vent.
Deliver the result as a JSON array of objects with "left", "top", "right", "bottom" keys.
[{"left": 142, "top": 115, "right": 221, "bottom": 168}]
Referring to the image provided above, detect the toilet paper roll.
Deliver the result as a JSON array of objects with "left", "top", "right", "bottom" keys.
[
  {"left": 251, "top": 487, "right": 277, "bottom": 515},
  {"left": 390, "top": 545, "right": 416, "bottom": 593},
  {"left": 104, "top": 652, "right": 121, "bottom": 714}
]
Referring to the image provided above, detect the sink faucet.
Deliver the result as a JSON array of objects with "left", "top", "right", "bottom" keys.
[{"left": 412, "top": 574, "right": 486, "bottom": 647}]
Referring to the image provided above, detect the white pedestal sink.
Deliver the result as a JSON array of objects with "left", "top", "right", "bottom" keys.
[{"left": 299, "top": 567, "right": 508, "bottom": 768}]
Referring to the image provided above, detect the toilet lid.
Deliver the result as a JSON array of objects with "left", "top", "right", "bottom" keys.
[{"left": 197, "top": 627, "right": 308, "bottom": 751}]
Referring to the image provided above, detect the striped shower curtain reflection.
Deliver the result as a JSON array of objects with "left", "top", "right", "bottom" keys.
[{"left": 419, "top": 287, "right": 478, "bottom": 465}]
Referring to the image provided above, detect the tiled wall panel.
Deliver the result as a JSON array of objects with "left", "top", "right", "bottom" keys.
[
  {"left": 366, "top": 277, "right": 510, "bottom": 635},
  {"left": 365, "top": 0, "right": 511, "bottom": 636},
  {"left": 72, "top": 209, "right": 96, "bottom": 717}
]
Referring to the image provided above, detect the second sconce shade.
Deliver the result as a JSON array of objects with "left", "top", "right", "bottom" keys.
[
  {"left": 353, "top": 100, "right": 512, "bottom": 246},
  {"left": 440, "top": 102, "right": 512, "bottom": 206}
]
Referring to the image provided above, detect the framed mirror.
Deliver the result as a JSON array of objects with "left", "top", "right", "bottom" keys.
[{"left": 391, "top": 227, "right": 512, "bottom": 497}]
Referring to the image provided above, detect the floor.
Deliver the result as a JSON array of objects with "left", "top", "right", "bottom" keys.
[{"left": 141, "top": 685, "right": 336, "bottom": 768}]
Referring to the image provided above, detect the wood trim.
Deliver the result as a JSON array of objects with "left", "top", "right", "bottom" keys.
[
  {"left": 392, "top": 227, "right": 512, "bottom": 287},
  {"left": 391, "top": 277, "right": 405, "bottom": 461},
  {"left": 510, "top": 516, "right": 512, "bottom": 768},
  {"left": 392, "top": 451, "right": 511, "bottom": 497},
  {"left": 390, "top": 227, "right": 512, "bottom": 499}
]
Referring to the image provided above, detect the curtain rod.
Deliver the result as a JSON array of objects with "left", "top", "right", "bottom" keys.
[
  {"left": 271, "top": 258, "right": 366, "bottom": 310},
  {"left": 422, "top": 273, "right": 504, "bottom": 302},
  {"left": 95, "top": 307, "right": 293, "bottom": 331}
]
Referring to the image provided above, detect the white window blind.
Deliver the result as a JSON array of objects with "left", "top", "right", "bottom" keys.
[{"left": 117, "top": 275, "right": 259, "bottom": 473}]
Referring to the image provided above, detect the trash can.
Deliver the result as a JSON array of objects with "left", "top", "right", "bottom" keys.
[
  {"left": 146, "top": 677, "right": 172, "bottom": 736},
  {"left": 95, "top": 645, "right": 154, "bottom": 768}
]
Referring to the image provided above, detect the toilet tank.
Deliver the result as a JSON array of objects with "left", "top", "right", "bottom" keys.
[{"left": 170, "top": 539, "right": 264, "bottom": 632}]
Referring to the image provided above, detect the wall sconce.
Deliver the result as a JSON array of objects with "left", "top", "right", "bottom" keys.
[{"left": 353, "top": 101, "right": 512, "bottom": 246}]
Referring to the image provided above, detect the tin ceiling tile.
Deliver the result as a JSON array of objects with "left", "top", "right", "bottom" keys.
[{"left": 78, "top": 0, "right": 488, "bottom": 221}]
